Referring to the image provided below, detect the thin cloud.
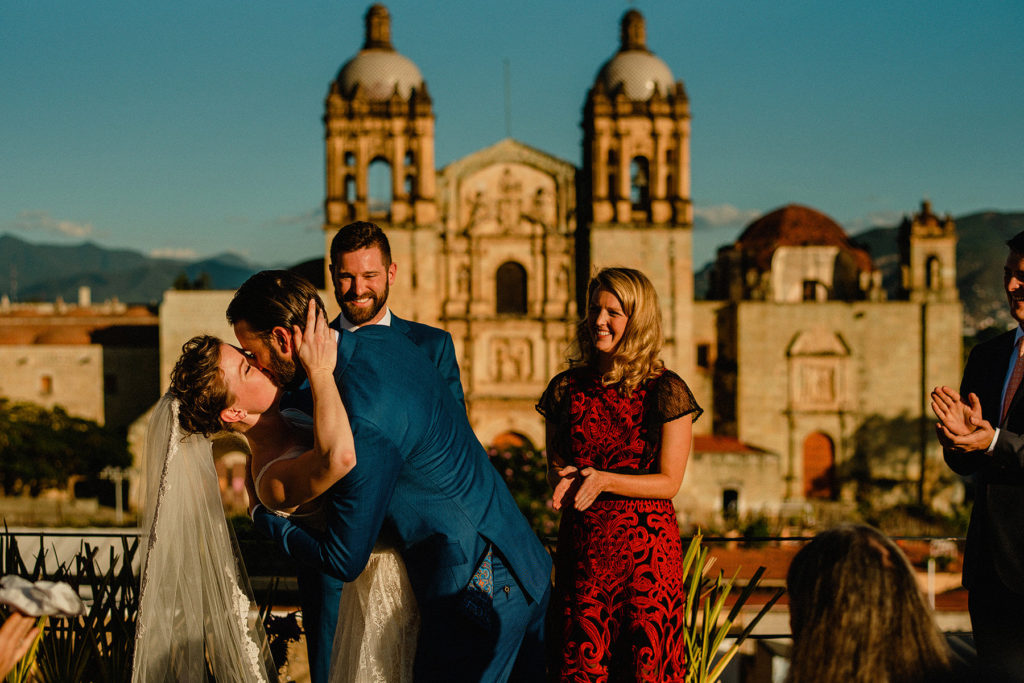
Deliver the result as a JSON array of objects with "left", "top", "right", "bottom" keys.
[
  {"left": 844, "top": 210, "right": 906, "bottom": 234},
  {"left": 10, "top": 210, "right": 96, "bottom": 239},
  {"left": 267, "top": 207, "right": 323, "bottom": 232},
  {"left": 693, "top": 204, "right": 761, "bottom": 230},
  {"left": 149, "top": 247, "right": 199, "bottom": 260}
]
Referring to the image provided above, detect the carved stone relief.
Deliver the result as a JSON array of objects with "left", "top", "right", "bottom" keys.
[{"left": 491, "top": 337, "right": 533, "bottom": 382}]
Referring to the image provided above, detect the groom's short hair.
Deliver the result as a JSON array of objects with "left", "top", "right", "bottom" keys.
[{"left": 227, "top": 270, "right": 327, "bottom": 336}]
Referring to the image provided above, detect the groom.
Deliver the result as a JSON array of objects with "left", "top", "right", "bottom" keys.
[{"left": 227, "top": 270, "right": 551, "bottom": 683}]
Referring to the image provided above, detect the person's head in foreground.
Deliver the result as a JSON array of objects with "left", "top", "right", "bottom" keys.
[
  {"left": 168, "top": 335, "right": 281, "bottom": 437},
  {"left": 786, "top": 524, "right": 952, "bottom": 683},
  {"left": 226, "top": 269, "right": 327, "bottom": 389},
  {"left": 576, "top": 266, "right": 664, "bottom": 396}
]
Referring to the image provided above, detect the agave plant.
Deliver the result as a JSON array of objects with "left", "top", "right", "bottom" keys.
[{"left": 682, "top": 530, "right": 785, "bottom": 683}]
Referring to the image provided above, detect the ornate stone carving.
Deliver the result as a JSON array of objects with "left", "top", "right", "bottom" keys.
[{"left": 491, "top": 337, "right": 533, "bottom": 382}]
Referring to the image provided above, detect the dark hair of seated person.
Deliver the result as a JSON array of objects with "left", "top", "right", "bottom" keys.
[{"left": 786, "top": 524, "right": 954, "bottom": 683}]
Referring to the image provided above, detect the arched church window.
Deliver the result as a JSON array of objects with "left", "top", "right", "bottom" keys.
[
  {"left": 404, "top": 174, "right": 415, "bottom": 199},
  {"left": 926, "top": 256, "right": 941, "bottom": 290},
  {"left": 665, "top": 149, "right": 675, "bottom": 197},
  {"left": 368, "top": 157, "right": 392, "bottom": 216},
  {"left": 630, "top": 156, "right": 650, "bottom": 210},
  {"left": 607, "top": 150, "right": 619, "bottom": 199},
  {"left": 496, "top": 261, "right": 527, "bottom": 315},
  {"left": 722, "top": 489, "right": 739, "bottom": 520},
  {"left": 344, "top": 151, "right": 356, "bottom": 167},
  {"left": 404, "top": 150, "right": 415, "bottom": 167},
  {"left": 802, "top": 280, "right": 827, "bottom": 301},
  {"left": 344, "top": 175, "right": 356, "bottom": 202}
]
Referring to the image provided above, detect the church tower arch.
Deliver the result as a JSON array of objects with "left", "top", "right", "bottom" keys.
[{"left": 496, "top": 261, "right": 528, "bottom": 315}]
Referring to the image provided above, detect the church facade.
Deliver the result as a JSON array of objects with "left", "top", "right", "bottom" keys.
[{"left": 322, "top": 5, "right": 695, "bottom": 451}]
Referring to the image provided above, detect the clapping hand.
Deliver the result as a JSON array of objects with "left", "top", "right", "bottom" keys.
[
  {"left": 931, "top": 385, "right": 994, "bottom": 453},
  {"left": 293, "top": 299, "right": 336, "bottom": 379},
  {"left": 552, "top": 466, "right": 609, "bottom": 511},
  {"left": 0, "top": 612, "right": 39, "bottom": 679},
  {"left": 552, "top": 466, "right": 580, "bottom": 511}
]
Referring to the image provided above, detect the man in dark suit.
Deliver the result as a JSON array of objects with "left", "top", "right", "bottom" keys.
[
  {"left": 276, "top": 221, "right": 464, "bottom": 681},
  {"left": 933, "top": 230, "right": 1024, "bottom": 680},
  {"left": 228, "top": 270, "right": 550, "bottom": 683},
  {"left": 328, "top": 220, "right": 464, "bottom": 408}
]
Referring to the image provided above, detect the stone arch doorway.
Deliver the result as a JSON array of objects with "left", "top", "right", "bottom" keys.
[{"left": 803, "top": 431, "right": 835, "bottom": 500}]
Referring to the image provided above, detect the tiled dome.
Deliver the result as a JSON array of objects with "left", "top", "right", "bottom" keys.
[
  {"left": 337, "top": 50, "right": 423, "bottom": 100},
  {"left": 735, "top": 204, "right": 873, "bottom": 271},
  {"left": 335, "top": 4, "right": 423, "bottom": 101},
  {"left": 595, "top": 9, "right": 676, "bottom": 101},
  {"left": 597, "top": 51, "right": 675, "bottom": 101}
]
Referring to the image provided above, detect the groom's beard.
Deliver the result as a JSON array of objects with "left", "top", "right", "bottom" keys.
[
  {"left": 340, "top": 280, "right": 388, "bottom": 326},
  {"left": 266, "top": 349, "right": 303, "bottom": 391}
]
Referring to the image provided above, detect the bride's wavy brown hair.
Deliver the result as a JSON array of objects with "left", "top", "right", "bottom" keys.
[
  {"left": 572, "top": 267, "right": 664, "bottom": 397},
  {"left": 169, "top": 335, "right": 231, "bottom": 437}
]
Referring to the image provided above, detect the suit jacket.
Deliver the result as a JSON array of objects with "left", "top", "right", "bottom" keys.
[
  {"left": 255, "top": 325, "right": 551, "bottom": 607},
  {"left": 946, "top": 329, "right": 1024, "bottom": 592},
  {"left": 329, "top": 312, "right": 465, "bottom": 408}
]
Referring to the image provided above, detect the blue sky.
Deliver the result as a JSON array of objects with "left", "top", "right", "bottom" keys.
[{"left": 2, "top": 1, "right": 1021, "bottom": 268}]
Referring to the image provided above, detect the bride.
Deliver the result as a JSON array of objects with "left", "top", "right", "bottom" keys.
[{"left": 133, "top": 301, "right": 417, "bottom": 682}]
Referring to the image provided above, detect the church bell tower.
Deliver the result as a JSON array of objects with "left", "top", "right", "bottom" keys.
[{"left": 581, "top": 9, "right": 694, "bottom": 372}]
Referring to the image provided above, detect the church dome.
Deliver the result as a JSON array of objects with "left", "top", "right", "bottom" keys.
[
  {"left": 595, "top": 10, "right": 676, "bottom": 101},
  {"left": 334, "top": 4, "right": 423, "bottom": 101},
  {"left": 735, "top": 204, "right": 873, "bottom": 271}
]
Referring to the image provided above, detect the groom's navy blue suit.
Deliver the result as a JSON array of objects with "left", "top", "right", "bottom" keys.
[
  {"left": 255, "top": 325, "right": 551, "bottom": 682},
  {"left": 292, "top": 312, "right": 466, "bottom": 683}
]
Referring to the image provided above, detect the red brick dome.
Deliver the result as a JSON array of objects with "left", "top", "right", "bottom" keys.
[{"left": 735, "top": 204, "right": 873, "bottom": 271}]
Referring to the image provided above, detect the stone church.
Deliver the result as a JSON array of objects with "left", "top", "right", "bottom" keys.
[
  {"left": 152, "top": 5, "right": 962, "bottom": 522},
  {"left": 322, "top": 5, "right": 694, "bottom": 450}
]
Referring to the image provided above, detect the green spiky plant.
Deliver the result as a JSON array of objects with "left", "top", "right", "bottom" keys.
[{"left": 682, "top": 531, "right": 785, "bottom": 683}]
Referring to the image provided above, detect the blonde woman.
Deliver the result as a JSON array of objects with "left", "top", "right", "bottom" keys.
[{"left": 537, "top": 267, "right": 701, "bottom": 682}]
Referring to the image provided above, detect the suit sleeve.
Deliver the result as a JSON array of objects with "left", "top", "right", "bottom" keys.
[
  {"left": 438, "top": 333, "right": 466, "bottom": 409},
  {"left": 253, "top": 420, "right": 403, "bottom": 581}
]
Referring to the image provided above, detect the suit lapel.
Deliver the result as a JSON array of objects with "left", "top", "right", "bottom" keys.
[{"left": 390, "top": 314, "right": 410, "bottom": 337}]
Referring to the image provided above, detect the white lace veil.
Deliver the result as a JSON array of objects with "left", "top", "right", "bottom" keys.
[{"left": 132, "top": 394, "right": 278, "bottom": 682}]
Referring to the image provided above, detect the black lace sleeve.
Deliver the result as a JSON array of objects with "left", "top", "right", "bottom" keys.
[
  {"left": 536, "top": 370, "right": 570, "bottom": 424},
  {"left": 656, "top": 370, "right": 703, "bottom": 424}
]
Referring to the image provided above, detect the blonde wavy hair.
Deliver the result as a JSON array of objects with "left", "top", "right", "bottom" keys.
[{"left": 573, "top": 267, "right": 664, "bottom": 397}]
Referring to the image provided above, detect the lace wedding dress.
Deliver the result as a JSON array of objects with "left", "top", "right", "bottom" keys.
[{"left": 255, "top": 412, "right": 420, "bottom": 682}]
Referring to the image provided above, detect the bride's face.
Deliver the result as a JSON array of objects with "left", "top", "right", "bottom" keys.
[{"left": 219, "top": 344, "right": 281, "bottom": 415}]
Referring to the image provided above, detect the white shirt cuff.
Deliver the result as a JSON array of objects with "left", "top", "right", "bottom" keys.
[{"left": 988, "top": 428, "right": 1001, "bottom": 453}]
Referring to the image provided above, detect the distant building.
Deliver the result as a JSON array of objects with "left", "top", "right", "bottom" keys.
[
  {"left": 696, "top": 201, "right": 961, "bottom": 513},
  {"left": 0, "top": 288, "right": 159, "bottom": 433},
  {"left": 155, "top": 6, "right": 963, "bottom": 523}
]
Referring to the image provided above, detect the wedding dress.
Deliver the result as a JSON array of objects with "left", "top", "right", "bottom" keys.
[
  {"left": 257, "top": 413, "right": 420, "bottom": 683},
  {"left": 132, "top": 393, "right": 277, "bottom": 682}
]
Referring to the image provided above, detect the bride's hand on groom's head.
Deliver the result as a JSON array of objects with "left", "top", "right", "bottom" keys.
[{"left": 294, "top": 298, "right": 336, "bottom": 377}]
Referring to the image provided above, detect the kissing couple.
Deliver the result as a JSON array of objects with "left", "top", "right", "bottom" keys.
[{"left": 132, "top": 270, "right": 551, "bottom": 683}]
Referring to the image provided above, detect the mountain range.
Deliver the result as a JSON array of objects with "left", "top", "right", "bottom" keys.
[
  {"left": 0, "top": 234, "right": 310, "bottom": 306},
  {"left": 3, "top": 210, "right": 1023, "bottom": 335}
]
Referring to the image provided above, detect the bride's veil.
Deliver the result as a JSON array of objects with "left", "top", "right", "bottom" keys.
[{"left": 132, "top": 393, "right": 278, "bottom": 682}]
